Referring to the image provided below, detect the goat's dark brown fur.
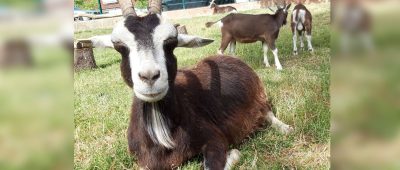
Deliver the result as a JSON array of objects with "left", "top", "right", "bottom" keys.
[
  {"left": 121, "top": 55, "right": 271, "bottom": 169},
  {"left": 112, "top": 14, "right": 290, "bottom": 170}
]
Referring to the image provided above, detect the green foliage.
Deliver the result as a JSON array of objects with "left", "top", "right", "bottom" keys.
[
  {"left": 136, "top": 0, "right": 148, "bottom": 9},
  {"left": 74, "top": 0, "right": 148, "bottom": 10},
  {"left": 74, "top": 0, "right": 99, "bottom": 10}
]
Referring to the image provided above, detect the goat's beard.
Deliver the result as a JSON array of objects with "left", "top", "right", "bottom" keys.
[{"left": 143, "top": 102, "right": 175, "bottom": 148}]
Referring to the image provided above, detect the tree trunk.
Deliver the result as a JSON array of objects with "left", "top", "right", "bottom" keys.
[
  {"left": 177, "top": 25, "right": 188, "bottom": 34},
  {"left": 74, "top": 40, "right": 97, "bottom": 71}
]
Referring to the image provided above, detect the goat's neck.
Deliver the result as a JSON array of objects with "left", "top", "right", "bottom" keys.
[
  {"left": 142, "top": 89, "right": 178, "bottom": 124},
  {"left": 138, "top": 89, "right": 179, "bottom": 148},
  {"left": 274, "top": 12, "right": 286, "bottom": 28}
]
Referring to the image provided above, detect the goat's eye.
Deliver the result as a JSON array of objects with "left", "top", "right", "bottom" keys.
[{"left": 112, "top": 41, "right": 129, "bottom": 55}]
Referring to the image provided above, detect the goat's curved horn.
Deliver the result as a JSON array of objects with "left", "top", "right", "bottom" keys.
[
  {"left": 148, "top": 0, "right": 162, "bottom": 14},
  {"left": 268, "top": 7, "right": 276, "bottom": 13},
  {"left": 119, "top": 0, "right": 137, "bottom": 17},
  {"left": 274, "top": 0, "right": 283, "bottom": 9},
  {"left": 274, "top": 1, "right": 279, "bottom": 6}
]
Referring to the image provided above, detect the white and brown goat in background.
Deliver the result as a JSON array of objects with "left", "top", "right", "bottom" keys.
[
  {"left": 209, "top": 0, "right": 237, "bottom": 15},
  {"left": 96, "top": 1, "right": 294, "bottom": 169},
  {"left": 291, "top": 3, "right": 314, "bottom": 55}
]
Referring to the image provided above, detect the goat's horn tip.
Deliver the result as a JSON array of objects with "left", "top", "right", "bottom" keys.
[{"left": 202, "top": 39, "right": 214, "bottom": 44}]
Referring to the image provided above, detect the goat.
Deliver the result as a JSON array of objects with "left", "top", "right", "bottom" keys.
[
  {"left": 110, "top": 8, "right": 293, "bottom": 170},
  {"left": 205, "top": 2, "right": 292, "bottom": 70},
  {"left": 291, "top": 4, "right": 313, "bottom": 55},
  {"left": 210, "top": 2, "right": 237, "bottom": 14}
]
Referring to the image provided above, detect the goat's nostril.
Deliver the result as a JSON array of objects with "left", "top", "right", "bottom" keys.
[
  {"left": 152, "top": 71, "right": 160, "bottom": 80},
  {"left": 139, "top": 70, "right": 160, "bottom": 84},
  {"left": 138, "top": 72, "right": 148, "bottom": 81}
]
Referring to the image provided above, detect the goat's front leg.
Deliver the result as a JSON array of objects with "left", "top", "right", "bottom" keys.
[
  {"left": 203, "top": 148, "right": 240, "bottom": 170},
  {"left": 224, "top": 149, "right": 241, "bottom": 170},
  {"left": 262, "top": 42, "right": 270, "bottom": 67},
  {"left": 228, "top": 41, "right": 236, "bottom": 55},
  {"left": 271, "top": 48, "right": 283, "bottom": 70},
  {"left": 203, "top": 141, "right": 228, "bottom": 170}
]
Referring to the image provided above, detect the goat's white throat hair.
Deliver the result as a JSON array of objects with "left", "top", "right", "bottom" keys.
[{"left": 145, "top": 102, "right": 175, "bottom": 149}]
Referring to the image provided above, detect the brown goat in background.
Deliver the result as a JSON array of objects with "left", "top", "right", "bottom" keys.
[{"left": 206, "top": 2, "right": 292, "bottom": 70}]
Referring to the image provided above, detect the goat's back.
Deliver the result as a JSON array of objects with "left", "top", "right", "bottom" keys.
[
  {"left": 293, "top": 4, "right": 312, "bottom": 22},
  {"left": 175, "top": 56, "right": 270, "bottom": 144},
  {"left": 220, "top": 14, "right": 278, "bottom": 41}
]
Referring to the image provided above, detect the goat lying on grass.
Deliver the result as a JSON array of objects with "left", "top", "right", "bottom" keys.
[
  {"left": 109, "top": 10, "right": 293, "bottom": 170},
  {"left": 206, "top": 2, "right": 292, "bottom": 70}
]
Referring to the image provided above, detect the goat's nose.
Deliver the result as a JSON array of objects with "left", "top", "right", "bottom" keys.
[{"left": 138, "top": 70, "right": 160, "bottom": 85}]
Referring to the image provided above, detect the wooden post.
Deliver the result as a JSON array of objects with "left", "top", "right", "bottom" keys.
[
  {"left": 174, "top": 24, "right": 188, "bottom": 34},
  {"left": 177, "top": 25, "right": 188, "bottom": 34},
  {"left": 74, "top": 40, "right": 97, "bottom": 71}
]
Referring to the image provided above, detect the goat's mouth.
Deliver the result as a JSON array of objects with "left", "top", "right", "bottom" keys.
[
  {"left": 134, "top": 88, "right": 168, "bottom": 102},
  {"left": 141, "top": 92, "right": 162, "bottom": 97}
]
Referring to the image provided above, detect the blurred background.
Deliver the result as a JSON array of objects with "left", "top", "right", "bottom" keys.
[
  {"left": 0, "top": 0, "right": 72, "bottom": 169},
  {"left": 331, "top": 0, "right": 400, "bottom": 169},
  {"left": 0, "top": 0, "right": 399, "bottom": 169}
]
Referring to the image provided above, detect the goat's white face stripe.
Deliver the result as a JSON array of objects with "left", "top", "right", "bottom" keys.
[{"left": 111, "top": 16, "right": 177, "bottom": 102}]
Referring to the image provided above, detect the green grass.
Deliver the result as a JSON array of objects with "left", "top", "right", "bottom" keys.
[{"left": 74, "top": 3, "right": 330, "bottom": 169}]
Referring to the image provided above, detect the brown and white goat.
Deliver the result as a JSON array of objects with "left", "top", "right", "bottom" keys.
[
  {"left": 210, "top": 2, "right": 237, "bottom": 14},
  {"left": 205, "top": 3, "right": 292, "bottom": 70},
  {"left": 291, "top": 4, "right": 313, "bottom": 55},
  {"left": 110, "top": 12, "right": 293, "bottom": 170}
]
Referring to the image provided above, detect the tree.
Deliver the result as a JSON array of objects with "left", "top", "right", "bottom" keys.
[
  {"left": 74, "top": 0, "right": 148, "bottom": 10},
  {"left": 74, "top": 0, "right": 98, "bottom": 10}
]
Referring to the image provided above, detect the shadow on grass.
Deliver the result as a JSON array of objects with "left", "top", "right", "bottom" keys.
[{"left": 98, "top": 58, "right": 121, "bottom": 69}]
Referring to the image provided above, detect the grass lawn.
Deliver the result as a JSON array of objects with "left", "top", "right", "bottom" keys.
[{"left": 74, "top": 2, "right": 330, "bottom": 169}]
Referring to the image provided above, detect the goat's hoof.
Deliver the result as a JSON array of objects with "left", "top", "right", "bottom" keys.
[
  {"left": 228, "top": 149, "right": 241, "bottom": 163},
  {"left": 280, "top": 124, "right": 294, "bottom": 135},
  {"left": 293, "top": 51, "right": 298, "bottom": 55},
  {"left": 225, "top": 149, "right": 241, "bottom": 169},
  {"left": 264, "top": 63, "right": 271, "bottom": 67},
  {"left": 308, "top": 48, "right": 314, "bottom": 52},
  {"left": 276, "top": 66, "right": 283, "bottom": 70}
]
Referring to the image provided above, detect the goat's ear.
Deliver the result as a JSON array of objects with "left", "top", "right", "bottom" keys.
[
  {"left": 286, "top": 3, "right": 291, "bottom": 10},
  {"left": 89, "top": 34, "right": 113, "bottom": 48},
  {"left": 177, "top": 34, "right": 214, "bottom": 48}
]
